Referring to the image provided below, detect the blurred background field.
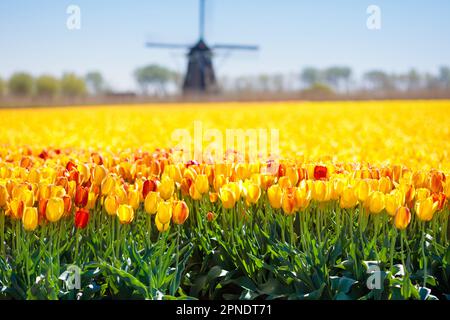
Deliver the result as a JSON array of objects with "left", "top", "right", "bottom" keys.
[{"left": 1, "top": 100, "right": 449, "bottom": 172}]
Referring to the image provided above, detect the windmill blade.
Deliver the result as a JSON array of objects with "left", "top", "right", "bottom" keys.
[
  {"left": 212, "top": 44, "right": 259, "bottom": 51},
  {"left": 146, "top": 42, "right": 190, "bottom": 49}
]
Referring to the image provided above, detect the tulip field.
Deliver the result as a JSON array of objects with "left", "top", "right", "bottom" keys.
[{"left": 0, "top": 100, "right": 450, "bottom": 300}]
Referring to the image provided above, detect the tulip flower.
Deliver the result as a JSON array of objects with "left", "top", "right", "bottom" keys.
[
  {"left": 144, "top": 191, "right": 159, "bottom": 215},
  {"left": 189, "top": 183, "right": 202, "bottom": 200},
  {"left": 127, "top": 188, "right": 140, "bottom": 210},
  {"left": 294, "top": 187, "right": 310, "bottom": 210},
  {"left": 0, "top": 184, "right": 8, "bottom": 208},
  {"left": 368, "top": 191, "right": 385, "bottom": 214},
  {"left": 158, "top": 176, "right": 174, "bottom": 200},
  {"left": 46, "top": 197, "right": 64, "bottom": 222},
  {"left": 75, "top": 208, "right": 89, "bottom": 229},
  {"left": 394, "top": 206, "right": 411, "bottom": 230},
  {"left": 384, "top": 190, "right": 403, "bottom": 216},
  {"left": 286, "top": 166, "right": 299, "bottom": 186},
  {"left": 314, "top": 165, "right": 327, "bottom": 180},
  {"left": 92, "top": 165, "right": 107, "bottom": 186},
  {"left": 219, "top": 186, "right": 236, "bottom": 209},
  {"left": 206, "top": 211, "right": 215, "bottom": 222},
  {"left": 104, "top": 195, "right": 119, "bottom": 216},
  {"left": 244, "top": 182, "right": 261, "bottom": 205},
  {"left": 415, "top": 197, "right": 438, "bottom": 222},
  {"left": 195, "top": 174, "right": 209, "bottom": 194},
  {"left": 209, "top": 192, "right": 218, "bottom": 203},
  {"left": 142, "top": 179, "right": 157, "bottom": 198},
  {"left": 22, "top": 207, "right": 38, "bottom": 231},
  {"left": 281, "top": 188, "right": 296, "bottom": 215},
  {"left": 155, "top": 214, "right": 170, "bottom": 232},
  {"left": 172, "top": 200, "right": 189, "bottom": 225},
  {"left": 117, "top": 204, "right": 134, "bottom": 224},
  {"left": 101, "top": 174, "right": 116, "bottom": 196},
  {"left": 340, "top": 186, "right": 358, "bottom": 209},
  {"left": 356, "top": 179, "right": 370, "bottom": 202},
  {"left": 75, "top": 185, "right": 89, "bottom": 208},
  {"left": 156, "top": 201, "right": 172, "bottom": 225},
  {"left": 267, "top": 184, "right": 283, "bottom": 209}
]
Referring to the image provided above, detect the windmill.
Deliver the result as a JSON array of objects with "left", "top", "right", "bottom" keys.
[{"left": 146, "top": 0, "right": 258, "bottom": 94}]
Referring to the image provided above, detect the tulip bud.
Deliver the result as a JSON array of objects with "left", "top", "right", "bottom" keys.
[
  {"left": 142, "top": 179, "right": 157, "bottom": 198},
  {"left": 92, "top": 165, "right": 107, "bottom": 186},
  {"left": 75, "top": 185, "right": 89, "bottom": 208},
  {"left": 189, "top": 183, "right": 202, "bottom": 200},
  {"left": 209, "top": 192, "right": 218, "bottom": 203},
  {"left": 22, "top": 207, "right": 38, "bottom": 231},
  {"left": 127, "top": 188, "right": 140, "bottom": 210},
  {"left": 207, "top": 211, "right": 215, "bottom": 222},
  {"left": 117, "top": 204, "right": 134, "bottom": 224},
  {"left": 8, "top": 199, "right": 25, "bottom": 220}
]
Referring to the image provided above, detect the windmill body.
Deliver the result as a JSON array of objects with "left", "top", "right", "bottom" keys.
[{"left": 146, "top": 0, "right": 258, "bottom": 95}]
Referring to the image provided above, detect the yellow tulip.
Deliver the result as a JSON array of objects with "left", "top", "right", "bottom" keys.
[
  {"left": 189, "top": 183, "right": 203, "bottom": 200},
  {"left": 101, "top": 174, "right": 116, "bottom": 196},
  {"left": 92, "top": 165, "right": 107, "bottom": 186},
  {"left": 286, "top": 166, "right": 299, "bottom": 186},
  {"left": 312, "top": 180, "right": 328, "bottom": 202},
  {"left": 267, "top": 184, "right": 283, "bottom": 209},
  {"left": 368, "top": 191, "right": 385, "bottom": 214},
  {"left": 244, "top": 182, "right": 261, "bottom": 204},
  {"left": 104, "top": 195, "right": 119, "bottom": 216},
  {"left": 158, "top": 176, "right": 174, "bottom": 200},
  {"left": 340, "top": 186, "right": 358, "bottom": 209},
  {"left": 156, "top": 201, "right": 172, "bottom": 224},
  {"left": 117, "top": 204, "right": 134, "bottom": 224},
  {"left": 356, "top": 179, "right": 370, "bottom": 202},
  {"left": 415, "top": 188, "right": 430, "bottom": 202},
  {"left": 22, "top": 207, "right": 38, "bottom": 231},
  {"left": 219, "top": 185, "right": 236, "bottom": 209},
  {"left": 155, "top": 214, "right": 170, "bottom": 232},
  {"left": 127, "top": 188, "right": 140, "bottom": 210},
  {"left": 294, "top": 187, "right": 310, "bottom": 210},
  {"left": 384, "top": 190, "right": 403, "bottom": 216},
  {"left": 195, "top": 174, "right": 209, "bottom": 194},
  {"left": 46, "top": 197, "right": 64, "bottom": 222},
  {"left": 144, "top": 191, "right": 160, "bottom": 215},
  {"left": 0, "top": 184, "right": 9, "bottom": 207},
  {"left": 415, "top": 197, "right": 438, "bottom": 222}
]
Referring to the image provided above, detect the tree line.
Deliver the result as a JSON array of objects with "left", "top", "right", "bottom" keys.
[{"left": 1, "top": 65, "right": 449, "bottom": 99}]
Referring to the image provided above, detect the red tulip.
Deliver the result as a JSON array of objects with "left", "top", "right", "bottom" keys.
[
  {"left": 314, "top": 165, "right": 328, "bottom": 180},
  {"left": 75, "top": 185, "right": 89, "bottom": 207},
  {"left": 142, "top": 179, "right": 157, "bottom": 198},
  {"left": 75, "top": 208, "right": 89, "bottom": 229}
]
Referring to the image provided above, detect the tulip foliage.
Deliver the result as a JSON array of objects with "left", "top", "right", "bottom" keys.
[{"left": 0, "top": 101, "right": 450, "bottom": 300}]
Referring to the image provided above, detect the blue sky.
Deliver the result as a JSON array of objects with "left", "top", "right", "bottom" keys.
[{"left": 1, "top": 0, "right": 449, "bottom": 91}]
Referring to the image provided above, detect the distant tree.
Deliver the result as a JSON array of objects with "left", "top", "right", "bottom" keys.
[
  {"left": 405, "top": 69, "right": 421, "bottom": 91},
  {"left": 363, "top": 70, "right": 393, "bottom": 91},
  {"left": 8, "top": 72, "right": 34, "bottom": 96},
  {"left": 300, "top": 67, "right": 321, "bottom": 87},
  {"left": 85, "top": 71, "right": 105, "bottom": 95},
  {"left": 36, "top": 75, "right": 59, "bottom": 98},
  {"left": 134, "top": 64, "right": 176, "bottom": 95},
  {"left": 301, "top": 83, "right": 335, "bottom": 98},
  {"left": 323, "top": 66, "right": 352, "bottom": 92},
  {"left": 0, "top": 77, "right": 5, "bottom": 97},
  {"left": 438, "top": 66, "right": 450, "bottom": 88},
  {"left": 60, "top": 73, "right": 87, "bottom": 97}
]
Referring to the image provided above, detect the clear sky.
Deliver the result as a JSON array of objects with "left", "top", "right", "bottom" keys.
[{"left": 1, "top": 0, "right": 449, "bottom": 91}]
